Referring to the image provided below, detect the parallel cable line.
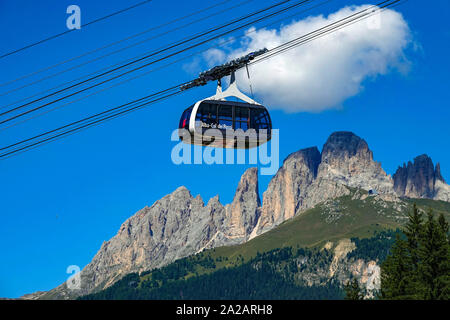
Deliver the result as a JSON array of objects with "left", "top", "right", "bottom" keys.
[
  {"left": 1, "top": 0, "right": 309, "bottom": 112},
  {"left": 0, "top": 90, "right": 184, "bottom": 159},
  {"left": 0, "top": 0, "right": 234, "bottom": 88},
  {"left": 0, "top": 0, "right": 408, "bottom": 159},
  {"left": 0, "top": 84, "right": 184, "bottom": 153},
  {"left": 0, "top": 0, "right": 253, "bottom": 97},
  {"left": 1, "top": 0, "right": 332, "bottom": 132},
  {"left": 0, "top": 0, "right": 313, "bottom": 123},
  {"left": 0, "top": 0, "right": 154, "bottom": 60},
  {"left": 0, "top": 0, "right": 295, "bottom": 118}
]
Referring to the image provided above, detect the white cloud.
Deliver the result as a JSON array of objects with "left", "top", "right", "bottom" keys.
[
  {"left": 203, "top": 48, "right": 226, "bottom": 67},
  {"left": 205, "top": 5, "right": 413, "bottom": 113}
]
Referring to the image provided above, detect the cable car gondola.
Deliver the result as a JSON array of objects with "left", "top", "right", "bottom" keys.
[{"left": 178, "top": 71, "right": 271, "bottom": 149}]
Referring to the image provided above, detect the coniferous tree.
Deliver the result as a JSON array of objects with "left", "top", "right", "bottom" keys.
[
  {"left": 380, "top": 234, "right": 415, "bottom": 299},
  {"left": 381, "top": 205, "right": 450, "bottom": 300},
  {"left": 418, "top": 211, "right": 450, "bottom": 300},
  {"left": 436, "top": 213, "right": 450, "bottom": 298},
  {"left": 438, "top": 213, "right": 449, "bottom": 243},
  {"left": 402, "top": 203, "right": 424, "bottom": 296},
  {"left": 404, "top": 204, "right": 423, "bottom": 270}
]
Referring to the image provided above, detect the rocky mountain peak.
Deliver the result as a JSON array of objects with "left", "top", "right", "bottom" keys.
[
  {"left": 393, "top": 154, "right": 448, "bottom": 200},
  {"left": 29, "top": 131, "right": 450, "bottom": 300},
  {"left": 39, "top": 167, "right": 264, "bottom": 299},
  {"left": 317, "top": 132, "right": 393, "bottom": 194},
  {"left": 253, "top": 147, "right": 322, "bottom": 236},
  {"left": 206, "top": 195, "right": 220, "bottom": 206},
  {"left": 435, "top": 162, "right": 445, "bottom": 183},
  {"left": 321, "top": 131, "right": 372, "bottom": 164},
  {"left": 225, "top": 167, "right": 260, "bottom": 240},
  {"left": 283, "top": 147, "right": 321, "bottom": 178},
  {"left": 195, "top": 194, "right": 205, "bottom": 206},
  {"left": 253, "top": 132, "right": 396, "bottom": 238},
  {"left": 172, "top": 185, "right": 191, "bottom": 196},
  {"left": 234, "top": 167, "right": 260, "bottom": 206}
]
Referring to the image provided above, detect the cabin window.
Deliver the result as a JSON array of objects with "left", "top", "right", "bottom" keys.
[
  {"left": 217, "top": 105, "right": 233, "bottom": 129},
  {"left": 179, "top": 105, "right": 193, "bottom": 129},
  {"left": 187, "top": 101, "right": 271, "bottom": 136},
  {"left": 251, "top": 108, "right": 270, "bottom": 131},
  {"left": 235, "top": 106, "right": 250, "bottom": 131},
  {"left": 196, "top": 102, "right": 218, "bottom": 129}
]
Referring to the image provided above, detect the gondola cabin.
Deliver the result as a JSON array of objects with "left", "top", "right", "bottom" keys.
[{"left": 178, "top": 72, "right": 271, "bottom": 149}]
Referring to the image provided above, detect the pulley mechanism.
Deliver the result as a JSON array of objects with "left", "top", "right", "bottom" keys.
[{"left": 180, "top": 48, "right": 268, "bottom": 91}]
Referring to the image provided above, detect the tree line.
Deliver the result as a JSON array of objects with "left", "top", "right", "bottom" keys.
[{"left": 346, "top": 204, "right": 450, "bottom": 300}]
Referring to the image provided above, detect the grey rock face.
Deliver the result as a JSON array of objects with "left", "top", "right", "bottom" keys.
[
  {"left": 224, "top": 167, "right": 261, "bottom": 241},
  {"left": 252, "top": 132, "right": 395, "bottom": 237},
  {"left": 435, "top": 163, "right": 445, "bottom": 183},
  {"left": 254, "top": 147, "right": 321, "bottom": 236},
  {"left": 393, "top": 154, "right": 449, "bottom": 200},
  {"left": 40, "top": 169, "right": 261, "bottom": 299},
  {"left": 321, "top": 131, "right": 372, "bottom": 164},
  {"left": 30, "top": 131, "right": 449, "bottom": 299},
  {"left": 317, "top": 132, "right": 394, "bottom": 194}
]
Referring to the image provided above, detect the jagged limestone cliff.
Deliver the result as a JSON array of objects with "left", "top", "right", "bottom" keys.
[
  {"left": 29, "top": 131, "right": 450, "bottom": 299},
  {"left": 39, "top": 168, "right": 261, "bottom": 299},
  {"left": 393, "top": 154, "right": 450, "bottom": 201}
]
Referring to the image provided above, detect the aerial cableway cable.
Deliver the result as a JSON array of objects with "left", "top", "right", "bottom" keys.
[
  {"left": 0, "top": 0, "right": 234, "bottom": 88},
  {"left": 0, "top": 0, "right": 299, "bottom": 117},
  {"left": 0, "top": 91, "right": 184, "bottom": 159},
  {"left": 1, "top": 0, "right": 333, "bottom": 132},
  {"left": 0, "top": 0, "right": 407, "bottom": 159},
  {"left": 0, "top": 0, "right": 254, "bottom": 111},
  {"left": 0, "top": 0, "right": 254, "bottom": 98},
  {"left": 0, "top": 0, "right": 313, "bottom": 124},
  {"left": 0, "top": 0, "right": 404, "bottom": 158},
  {"left": 0, "top": 0, "right": 154, "bottom": 60},
  {"left": 0, "top": 84, "right": 186, "bottom": 159},
  {"left": 2, "top": 0, "right": 333, "bottom": 114}
]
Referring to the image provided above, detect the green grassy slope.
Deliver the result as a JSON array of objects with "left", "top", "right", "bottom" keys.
[
  {"left": 210, "top": 192, "right": 428, "bottom": 264},
  {"left": 79, "top": 192, "right": 450, "bottom": 300},
  {"left": 210, "top": 192, "right": 450, "bottom": 265}
]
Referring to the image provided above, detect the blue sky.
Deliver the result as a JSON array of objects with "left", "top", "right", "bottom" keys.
[{"left": 0, "top": 0, "right": 449, "bottom": 298}]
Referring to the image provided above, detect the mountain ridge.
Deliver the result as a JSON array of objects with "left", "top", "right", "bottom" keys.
[
  {"left": 393, "top": 153, "right": 449, "bottom": 200},
  {"left": 79, "top": 196, "right": 450, "bottom": 300},
  {"left": 25, "top": 131, "right": 450, "bottom": 299}
]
